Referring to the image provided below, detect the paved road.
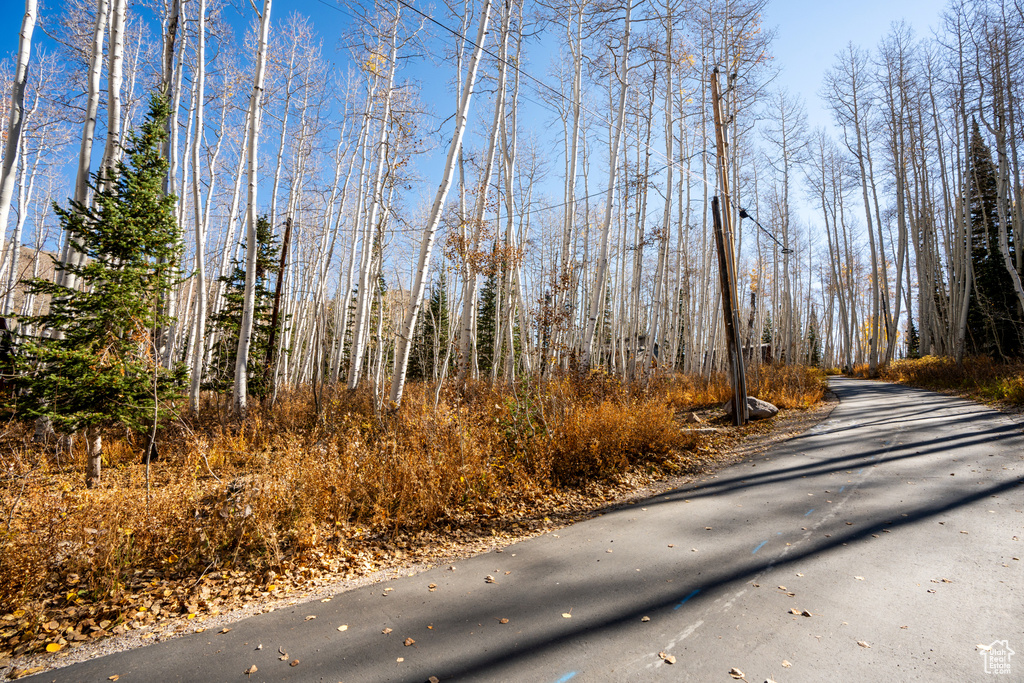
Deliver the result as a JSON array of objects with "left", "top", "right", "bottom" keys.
[{"left": 26, "top": 378, "right": 1024, "bottom": 682}]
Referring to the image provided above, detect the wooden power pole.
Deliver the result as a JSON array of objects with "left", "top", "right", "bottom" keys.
[{"left": 710, "top": 68, "right": 748, "bottom": 426}]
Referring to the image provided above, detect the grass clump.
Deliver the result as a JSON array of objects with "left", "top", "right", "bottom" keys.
[{"left": 879, "top": 355, "right": 1024, "bottom": 405}]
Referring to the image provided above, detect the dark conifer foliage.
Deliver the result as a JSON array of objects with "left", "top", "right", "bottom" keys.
[
  {"left": 204, "top": 215, "right": 281, "bottom": 399},
  {"left": 11, "top": 95, "right": 185, "bottom": 436},
  {"left": 965, "top": 119, "right": 1023, "bottom": 359}
]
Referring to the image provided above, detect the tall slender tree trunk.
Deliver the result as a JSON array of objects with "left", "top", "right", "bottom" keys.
[
  {"left": 389, "top": 0, "right": 493, "bottom": 406},
  {"left": 232, "top": 0, "right": 273, "bottom": 415},
  {"left": 0, "top": 0, "right": 36, "bottom": 252}
]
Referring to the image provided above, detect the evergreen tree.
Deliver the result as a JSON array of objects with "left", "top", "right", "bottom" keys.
[
  {"left": 205, "top": 215, "right": 281, "bottom": 399},
  {"left": 12, "top": 95, "right": 184, "bottom": 487},
  {"left": 806, "top": 308, "right": 822, "bottom": 367},
  {"left": 476, "top": 267, "right": 498, "bottom": 378},
  {"left": 965, "top": 119, "right": 1023, "bottom": 358},
  {"left": 408, "top": 272, "right": 450, "bottom": 381}
]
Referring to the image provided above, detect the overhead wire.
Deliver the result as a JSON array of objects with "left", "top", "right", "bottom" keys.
[{"left": 308, "top": 0, "right": 789, "bottom": 250}]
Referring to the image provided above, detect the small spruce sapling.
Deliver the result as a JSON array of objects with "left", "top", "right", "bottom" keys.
[{"left": 12, "top": 94, "right": 185, "bottom": 488}]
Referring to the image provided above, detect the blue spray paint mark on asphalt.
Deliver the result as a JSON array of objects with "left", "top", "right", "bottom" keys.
[
  {"left": 554, "top": 672, "right": 578, "bottom": 683},
  {"left": 858, "top": 468, "right": 864, "bottom": 474},
  {"left": 674, "top": 589, "right": 701, "bottom": 609},
  {"left": 804, "top": 509, "right": 815, "bottom": 516},
  {"left": 752, "top": 540, "right": 769, "bottom": 554},
  {"left": 839, "top": 486, "right": 845, "bottom": 493}
]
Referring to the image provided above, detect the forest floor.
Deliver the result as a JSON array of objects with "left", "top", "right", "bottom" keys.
[{"left": 0, "top": 391, "right": 837, "bottom": 681}]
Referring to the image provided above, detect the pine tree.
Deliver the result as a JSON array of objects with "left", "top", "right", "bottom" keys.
[
  {"left": 476, "top": 267, "right": 498, "bottom": 378},
  {"left": 965, "top": 119, "right": 1023, "bottom": 358},
  {"left": 408, "top": 272, "right": 450, "bottom": 381},
  {"left": 205, "top": 215, "right": 281, "bottom": 399},
  {"left": 12, "top": 95, "right": 184, "bottom": 487}
]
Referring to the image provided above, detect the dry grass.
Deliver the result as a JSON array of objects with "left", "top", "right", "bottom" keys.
[
  {"left": 879, "top": 355, "right": 1024, "bottom": 405},
  {"left": 663, "top": 364, "right": 828, "bottom": 411},
  {"left": 0, "top": 367, "right": 825, "bottom": 658}
]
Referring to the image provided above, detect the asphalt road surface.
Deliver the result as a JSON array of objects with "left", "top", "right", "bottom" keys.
[{"left": 26, "top": 377, "right": 1024, "bottom": 682}]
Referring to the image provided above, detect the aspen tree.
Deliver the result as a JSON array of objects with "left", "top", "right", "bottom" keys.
[
  {"left": 0, "top": 0, "right": 36, "bottom": 253},
  {"left": 390, "top": 0, "right": 493, "bottom": 406},
  {"left": 232, "top": 0, "right": 273, "bottom": 415},
  {"left": 189, "top": 0, "right": 208, "bottom": 412},
  {"left": 582, "top": 0, "right": 631, "bottom": 368}
]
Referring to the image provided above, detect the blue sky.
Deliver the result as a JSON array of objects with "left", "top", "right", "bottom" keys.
[{"left": 762, "top": 0, "right": 945, "bottom": 129}]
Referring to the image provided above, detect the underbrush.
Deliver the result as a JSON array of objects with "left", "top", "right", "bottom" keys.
[
  {"left": 0, "top": 367, "right": 823, "bottom": 659},
  {"left": 879, "top": 355, "right": 1024, "bottom": 404}
]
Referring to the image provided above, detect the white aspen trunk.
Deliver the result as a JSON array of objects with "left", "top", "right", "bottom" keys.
[
  {"left": 59, "top": 0, "right": 107, "bottom": 290},
  {"left": 3, "top": 140, "right": 40, "bottom": 316},
  {"left": 98, "top": 0, "right": 126, "bottom": 186},
  {"left": 188, "top": 0, "right": 207, "bottom": 413},
  {"left": 347, "top": 16, "right": 399, "bottom": 390},
  {"left": 269, "top": 38, "right": 299, "bottom": 230},
  {"left": 84, "top": 426, "right": 102, "bottom": 489},
  {"left": 582, "top": 1, "right": 631, "bottom": 368},
  {"left": 232, "top": 0, "right": 273, "bottom": 415},
  {"left": 209, "top": 110, "right": 252, "bottom": 322},
  {"left": 456, "top": 5, "right": 508, "bottom": 383},
  {"left": 331, "top": 116, "right": 372, "bottom": 383},
  {"left": 0, "top": 0, "right": 36, "bottom": 251},
  {"left": 389, "top": 0, "right": 492, "bottom": 406}
]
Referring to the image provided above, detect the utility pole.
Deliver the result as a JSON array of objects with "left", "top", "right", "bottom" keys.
[{"left": 710, "top": 68, "right": 748, "bottom": 426}]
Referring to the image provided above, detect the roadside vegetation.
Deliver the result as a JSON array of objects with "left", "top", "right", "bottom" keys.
[
  {"left": 871, "top": 356, "right": 1024, "bottom": 406},
  {"left": 0, "top": 366, "right": 826, "bottom": 662}
]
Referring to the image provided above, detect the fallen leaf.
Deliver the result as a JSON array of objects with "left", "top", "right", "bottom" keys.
[
  {"left": 796, "top": 573, "right": 803, "bottom": 577},
  {"left": 778, "top": 586, "right": 787, "bottom": 591},
  {"left": 978, "top": 644, "right": 993, "bottom": 651},
  {"left": 404, "top": 637, "right": 415, "bottom": 646},
  {"left": 504, "top": 571, "right": 511, "bottom": 575},
  {"left": 278, "top": 647, "right": 289, "bottom": 661},
  {"left": 245, "top": 665, "right": 258, "bottom": 676},
  {"left": 485, "top": 575, "right": 497, "bottom": 583},
  {"left": 641, "top": 616, "right": 650, "bottom": 622},
  {"left": 499, "top": 618, "right": 509, "bottom": 624},
  {"left": 108, "top": 677, "right": 119, "bottom": 682},
  {"left": 396, "top": 657, "right": 404, "bottom": 662},
  {"left": 854, "top": 576, "right": 865, "bottom": 581},
  {"left": 782, "top": 659, "right": 791, "bottom": 667},
  {"left": 789, "top": 608, "right": 801, "bottom": 615},
  {"left": 321, "top": 598, "right": 331, "bottom": 603},
  {"left": 304, "top": 615, "right": 317, "bottom": 621},
  {"left": 290, "top": 660, "right": 300, "bottom": 667},
  {"left": 658, "top": 652, "right": 676, "bottom": 664},
  {"left": 428, "top": 583, "right": 437, "bottom": 591},
  {"left": 429, "top": 678, "right": 440, "bottom": 683},
  {"left": 562, "top": 613, "right": 572, "bottom": 618},
  {"left": 219, "top": 628, "right": 231, "bottom": 634},
  {"left": 337, "top": 625, "right": 348, "bottom": 632},
  {"left": 8, "top": 667, "right": 45, "bottom": 680},
  {"left": 728, "top": 667, "right": 745, "bottom": 679},
  {"left": 46, "top": 643, "right": 63, "bottom": 653},
  {"left": 705, "top": 527, "right": 713, "bottom": 530},
  {"left": 858, "top": 640, "right": 870, "bottom": 648},
  {"left": 256, "top": 644, "right": 262, "bottom": 650},
  {"left": 801, "top": 610, "right": 813, "bottom": 617},
  {"left": 382, "top": 627, "right": 393, "bottom": 635}
]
